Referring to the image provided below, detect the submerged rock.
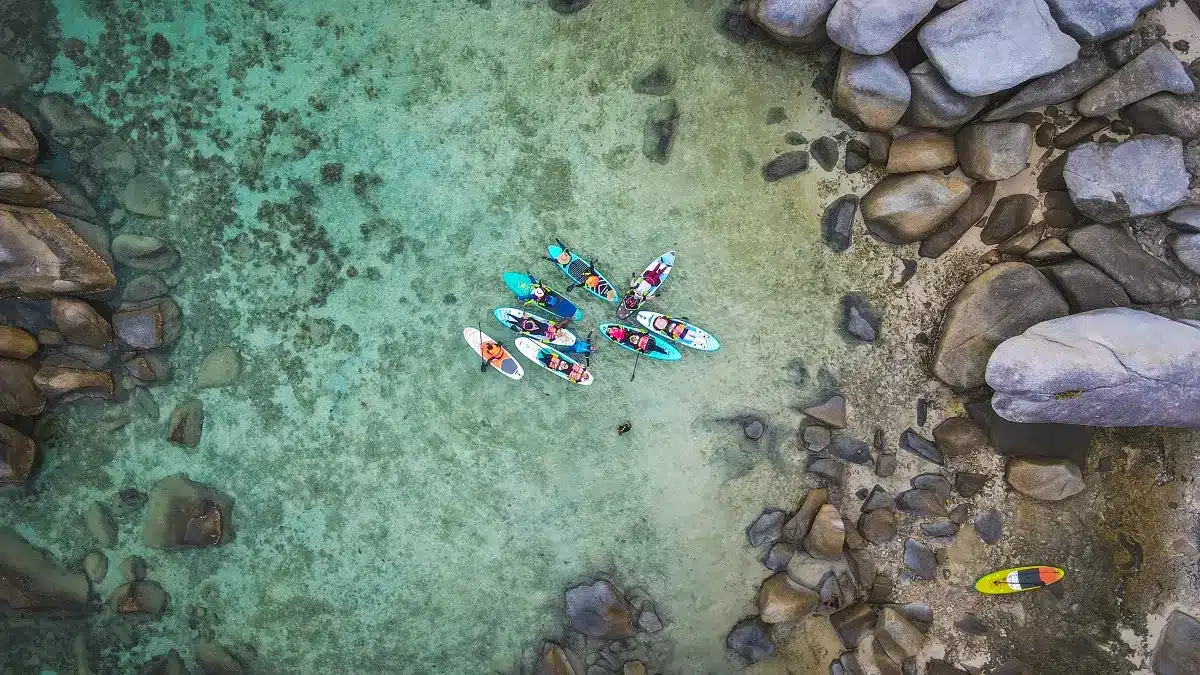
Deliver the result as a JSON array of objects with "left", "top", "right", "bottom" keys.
[
  {"left": 0, "top": 107, "right": 38, "bottom": 164},
  {"left": 168, "top": 398, "right": 204, "bottom": 447},
  {"left": 895, "top": 489, "right": 947, "bottom": 517},
  {"left": 121, "top": 174, "right": 171, "bottom": 218},
  {"left": 37, "top": 94, "right": 105, "bottom": 143},
  {"left": 833, "top": 50, "right": 911, "bottom": 131},
  {"left": 758, "top": 571, "right": 819, "bottom": 623},
  {"left": 1171, "top": 233, "right": 1200, "bottom": 275},
  {"left": 988, "top": 309, "right": 1200, "bottom": 427},
  {"left": 1152, "top": 610, "right": 1200, "bottom": 675},
  {"left": 0, "top": 325, "right": 37, "bottom": 359},
  {"left": 34, "top": 364, "right": 114, "bottom": 403},
  {"left": 763, "top": 541, "right": 796, "bottom": 571},
  {"left": 566, "top": 580, "right": 635, "bottom": 638},
  {"left": 143, "top": 474, "right": 233, "bottom": 548},
  {"left": 0, "top": 204, "right": 116, "bottom": 297},
  {"left": 903, "top": 539, "right": 937, "bottom": 581},
  {"left": 114, "top": 297, "right": 182, "bottom": 350},
  {"left": 1065, "top": 224, "right": 1191, "bottom": 304},
  {"left": 50, "top": 297, "right": 111, "bottom": 348},
  {"left": 932, "top": 263, "right": 1068, "bottom": 391},
  {"left": 918, "top": 0, "right": 1079, "bottom": 97},
  {"left": 912, "top": 473, "right": 951, "bottom": 500},
  {"left": 1040, "top": 259, "right": 1131, "bottom": 312},
  {"left": 138, "top": 650, "right": 190, "bottom": 675},
  {"left": 905, "top": 60, "right": 988, "bottom": 129},
  {"left": 0, "top": 527, "right": 89, "bottom": 614},
  {"left": 124, "top": 352, "right": 171, "bottom": 385},
  {"left": 899, "top": 428, "right": 943, "bottom": 465},
  {"left": 193, "top": 641, "right": 243, "bottom": 675},
  {"left": 957, "top": 123, "right": 1033, "bottom": 181},
  {"left": 548, "top": 0, "right": 590, "bottom": 14},
  {"left": 642, "top": 99, "right": 679, "bottom": 164},
  {"left": 0, "top": 422, "right": 36, "bottom": 486},
  {"left": 109, "top": 580, "right": 169, "bottom": 618},
  {"left": 983, "top": 56, "right": 1112, "bottom": 121},
  {"left": 1006, "top": 457, "right": 1085, "bottom": 500},
  {"left": 197, "top": 346, "right": 242, "bottom": 389},
  {"left": 726, "top": 617, "right": 775, "bottom": 663},
  {"left": 84, "top": 502, "right": 117, "bottom": 548},
  {"left": 120, "top": 555, "right": 148, "bottom": 582},
  {"left": 877, "top": 607, "right": 926, "bottom": 662},
  {"left": 826, "top": 0, "right": 937, "bottom": 56},
  {"left": 831, "top": 603, "right": 877, "bottom": 649},
  {"left": 82, "top": 551, "right": 108, "bottom": 585},
  {"left": 919, "top": 181, "right": 995, "bottom": 259},
  {"left": 975, "top": 509, "right": 1003, "bottom": 545},
  {"left": 0, "top": 358, "right": 45, "bottom": 416},
  {"left": 1124, "top": 93, "right": 1200, "bottom": 140},
  {"left": 763, "top": 151, "right": 810, "bottom": 181},
  {"left": 822, "top": 195, "right": 858, "bottom": 252},
  {"left": 746, "top": 0, "right": 836, "bottom": 49},
  {"left": 830, "top": 435, "right": 872, "bottom": 464},
  {"left": 111, "top": 234, "right": 179, "bottom": 272},
  {"left": 1025, "top": 236, "right": 1074, "bottom": 263},
  {"left": 811, "top": 136, "right": 839, "bottom": 172},
  {"left": 632, "top": 62, "right": 673, "bottom": 96},
  {"left": 0, "top": 172, "right": 61, "bottom": 206},
  {"left": 803, "top": 395, "right": 846, "bottom": 428},
  {"left": 535, "top": 642, "right": 581, "bottom": 675},
  {"left": 1077, "top": 43, "right": 1193, "bottom": 117},
  {"left": 859, "top": 509, "right": 897, "bottom": 544},
  {"left": 122, "top": 274, "right": 170, "bottom": 303},
  {"left": 1064, "top": 136, "right": 1187, "bottom": 224},
  {"left": 862, "top": 172, "right": 972, "bottom": 244}
]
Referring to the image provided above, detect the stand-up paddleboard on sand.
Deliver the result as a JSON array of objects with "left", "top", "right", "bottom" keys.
[
  {"left": 598, "top": 323, "right": 681, "bottom": 361},
  {"left": 502, "top": 272, "right": 584, "bottom": 321},
  {"left": 494, "top": 307, "right": 577, "bottom": 346},
  {"left": 463, "top": 327, "right": 522, "bottom": 380},
  {"left": 975, "top": 566, "right": 1064, "bottom": 595},
  {"left": 636, "top": 311, "right": 720, "bottom": 352},
  {"left": 547, "top": 242, "right": 619, "bottom": 304},
  {"left": 514, "top": 337, "right": 594, "bottom": 385},
  {"left": 617, "top": 251, "right": 674, "bottom": 320}
]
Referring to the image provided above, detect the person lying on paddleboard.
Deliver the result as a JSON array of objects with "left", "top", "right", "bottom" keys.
[
  {"left": 543, "top": 351, "right": 587, "bottom": 383},
  {"left": 608, "top": 325, "right": 653, "bottom": 353},
  {"left": 480, "top": 339, "right": 506, "bottom": 373},
  {"left": 651, "top": 315, "right": 689, "bottom": 340}
]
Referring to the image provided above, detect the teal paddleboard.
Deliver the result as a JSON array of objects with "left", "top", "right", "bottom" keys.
[
  {"left": 598, "top": 323, "right": 681, "bottom": 361},
  {"left": 502, "top": 272, "right": 584, "bottom": 321},
  {"left": 547, "top": 243, "right": 619, "bottom": 304}
]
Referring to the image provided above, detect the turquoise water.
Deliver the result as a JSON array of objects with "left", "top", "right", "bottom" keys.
[{"left": 6, "top": 0, "right": 885, "bottom": 671}]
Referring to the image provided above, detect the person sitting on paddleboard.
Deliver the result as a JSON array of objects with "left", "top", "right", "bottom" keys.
[
  {"left": 642, "top": 262, "right": 666, "bottom": 289},
  {"left": 652, "top": 315, "right": 688, "bottom": 340},
  {"left": 480, "top": 340, "right": 506, "bottom": 372},
  {"left": 625, "top": 332, "right": 650, "bottom": 352}
]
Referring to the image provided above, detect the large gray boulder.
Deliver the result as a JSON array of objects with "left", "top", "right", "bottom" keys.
[
  {"left": 1152, "top": 610, "right": 1200, "bottom": 675},
  {"left": 932, "top": 262, "right": 1069, "bottom": 391},
  {"left": 1040, "top": 259, "right": 1131, "bottom": 313},
  {"left": 1066, "top": 224, "right": 1192, "bottom": 304},
  {"left": 565, "top": 580, "right": 635, "bottom": 639},
  {"left": 0, "top": 204, "right": 116, "bottom": 298},
  {"left": 988, "top": 308, "right": 1200, "bottom": 427},
  {"left": 0, "top": 107, "right": 38, "bottom": 164},
  {"left": 918, "top": 0, "right": 1079, "bottom": 97},
  {"left": 1171, "top": 233, "right": 1200, "bottom": 275},
  {"left": 833, "top": 50, "right": 911, "bottom": 131},
  {"left": 1006, "top": 457, "right": 1085, "bottom": 500},
  {"left": 982, "top": 57, "right": 1112, "bottom": 121},
  {"left": 1064, "top": 136, "right": 1187, "bottom": 224},
  {"left": 1076, "top": 44, "right": 1195, "bottom": 117},
  {"left": 956, "top": 123, "right": 1033, "bottom": 181},
  {"left": 862, "top": 172, "right": 972, "bottom": 244},
  {"left": 826, "top": 0, "right": 938, "bottom": 56},
  {"left": 905, "top": 61, "right": 989, "bottom": 129},
  {"left": 1043, "top": 0, "right": 1157, "bottom": 42},
  {"left": 1123, "top": 93, "right": 1200, "bottom": 140},
  {"left": 748, "top": 0, "right": 838, "bottom": 49},
  {"left": 0, "top": 527, "right": 89, "bottom": 614}
]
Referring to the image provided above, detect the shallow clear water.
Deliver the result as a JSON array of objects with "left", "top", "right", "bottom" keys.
[{"left": 9, "top": 0, "right": 877, "bottom": 671}]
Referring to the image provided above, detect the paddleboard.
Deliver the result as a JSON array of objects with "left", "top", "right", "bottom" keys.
[
  {"left": 547, "top": 243, "right": 619, "bottom": 303},
  {"left": 502, "top": 272, "right": 584, "bottom": 321},
  {"left": 598, "top": 323, "right": 682, "bottom": 361},
  {"left": 974, "top": 566, "right": 1064, "bottom": 595},
  {"left": 494, "top": 307, "right": 577, "bottom": 346},
  {"left": 514, "top": 337, "right": 594, "bottom": 385},
  {"left": 617, "top": 251, "right": 675, "bottom": 319},
  {"left": 463, "top": 327, "right": 523, "bottom": 380},
  {"left": 636, "top": 311, "right": 720, "bottom": 352}
]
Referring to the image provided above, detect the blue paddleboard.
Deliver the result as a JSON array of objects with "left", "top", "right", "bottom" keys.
[
  {"left": 502, "top": 272, "right": 584, "bottom": 321},
  {"left": 547, "top": 243, "right": 619, "bottom": 304},
  {"left": 598, "top": 323, "right": 682, "bottom": 361}
]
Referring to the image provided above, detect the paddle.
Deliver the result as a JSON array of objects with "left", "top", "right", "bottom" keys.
[
  {"left": 630, "top": 350, "right": 641, "bottom": 383},
  {"left": 478, "top": 321, "right": 489, "bottom": 373}
]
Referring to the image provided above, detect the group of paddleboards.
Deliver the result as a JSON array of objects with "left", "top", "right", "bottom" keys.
[{"left": 463, "top": 242, "right": 720, "bottom": 385}]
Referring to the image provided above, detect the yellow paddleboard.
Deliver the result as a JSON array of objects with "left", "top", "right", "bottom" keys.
[{"left": 975, "top": 566, "right": 1064, "bottom": 595}]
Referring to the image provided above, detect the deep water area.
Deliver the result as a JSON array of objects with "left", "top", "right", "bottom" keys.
[{"left": 1, "top": 0, "right": 880, "bottom": 671}]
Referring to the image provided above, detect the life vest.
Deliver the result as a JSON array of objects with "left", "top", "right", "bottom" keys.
[{"left": 482, "top": 342, "right": 503, "bottom": 360}]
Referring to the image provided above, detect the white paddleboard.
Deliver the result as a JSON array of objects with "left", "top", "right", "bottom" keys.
[
  {"left": 636, "top": 311, "right": 720, "bottom": 352},
  {"left": 514, "top": 337, "right": 593, "bottom": 385},
  {"left": 494, "top": 307, "right": 577, "bottom": 346},
  {"left": 463, "top": 328, "right": 523, "bottom": 380}
]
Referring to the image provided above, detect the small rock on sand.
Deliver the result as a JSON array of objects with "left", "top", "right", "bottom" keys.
[{"left": 197, "top": 346, "right": 242, "bottom": 389}]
